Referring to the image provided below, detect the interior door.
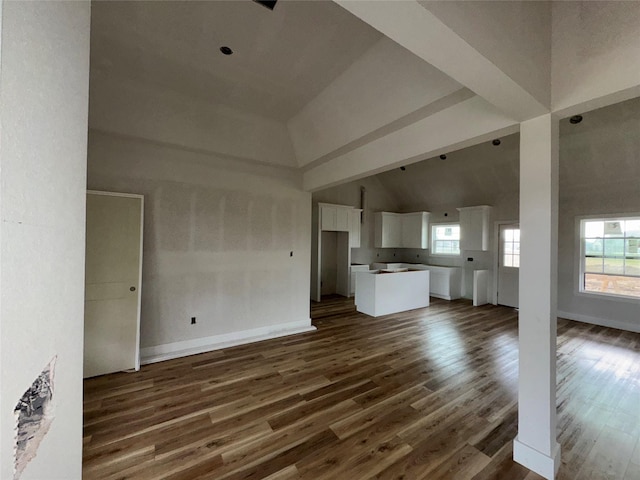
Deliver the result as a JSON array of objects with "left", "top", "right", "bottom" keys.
[
  {"left": 498, "top": 224, "right": 520, "bottom": 308},
  {"left": 84, "top": 192, "right": 143, "bottom": 378}
]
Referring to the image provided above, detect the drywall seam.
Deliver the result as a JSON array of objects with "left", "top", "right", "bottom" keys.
[
  {"left": 89, "top": 128, "right": 301, "bottom": 181},
  {"left": 140, "top": 320, "right": 316, "bottom": 364}
]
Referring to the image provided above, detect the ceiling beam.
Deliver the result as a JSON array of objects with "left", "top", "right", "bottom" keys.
[
  {"left": 335, "top": 0, "right": 549, "bottom": 122},
  {"left": 303, "top": 95, "right": 518, "bottom": 192}
]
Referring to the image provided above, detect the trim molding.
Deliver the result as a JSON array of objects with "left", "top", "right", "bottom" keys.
[
  {"left": 140, "top": 320, "right": 316, "bottom": 365},
  {"left": 513, "top": 437, "right": 561, "bottom": 480},
  {"left": 557, "top": 310, "right": 639, "bottom": 333}
]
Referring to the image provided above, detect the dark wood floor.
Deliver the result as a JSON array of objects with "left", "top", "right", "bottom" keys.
[{"left": 83, "top": 296, "right": 640, "bottom": 480}]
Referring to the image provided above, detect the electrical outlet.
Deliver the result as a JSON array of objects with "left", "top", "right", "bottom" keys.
[{"left": 191, "top": 317, "right": 196, "bottom": 325}]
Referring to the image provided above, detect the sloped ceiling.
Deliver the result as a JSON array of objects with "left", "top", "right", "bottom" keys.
[
  {"left": 368, "top": 96, "right": 640, "bottom": 216},
  {"left": 374, "top": 133, "right": 520, "bottom": 214},
  {"left": 89, "top": 0, "right": 640, "bottom": 190},
  {"left": 90, "top": 0, "right": 383, "bottom": 121}
]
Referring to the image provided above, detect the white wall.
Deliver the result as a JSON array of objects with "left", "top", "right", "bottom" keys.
[
  {"left": 90, "top": 74, "right": 298, "bottom": 168},
  {"left": 557, "top": 98, "right": 640, "bottom": 331},
  {"left": 0, "top": 2, "right": 90, "bottom": 479},
  {"left": 552, "top": 1, "right": 640, "bottom": 113},
  {"left": 87, "top": 130, "right": 312, "bottom": 361}
]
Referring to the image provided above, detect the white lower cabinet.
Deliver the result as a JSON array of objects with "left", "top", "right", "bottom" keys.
[
  {"left": 350, "top": 264, "right": 370, "bottom": 296},
  {"left": 427, "top": 266, "right": 461, "bottom": 300},
  {"left": 372, "top": 263, "right": 461, "bottom": 300},
  {"left": 355, "top": 270, "right": 430, "bottom": 317}
]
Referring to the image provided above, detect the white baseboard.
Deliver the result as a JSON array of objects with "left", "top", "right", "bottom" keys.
[
  {"left": 557, "top": 310, "right": 640, "bottom": 333},
  {"left": 513, "top": 437, "right": 561, "bottom": 480},
  {"left": 140, "top": 319, "right": 316, "bottom": 365}
]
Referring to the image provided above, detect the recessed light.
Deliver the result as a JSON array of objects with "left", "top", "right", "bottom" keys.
[
  {"left": 569, "top": 115, "right": 583, "bottom": 124},
  {"left": 253, "top": 0, "right": 277, "bottom": 10},
  {"left": 439, "top": 154, "right": 447, "bottom": 160},
  {"left": 220, "top": 46, "right": 233, "bottom": 56},
  {"left": 492, "top": 139, "right": 501, "bottom": 146}
]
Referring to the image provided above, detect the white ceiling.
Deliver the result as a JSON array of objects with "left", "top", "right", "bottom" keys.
[{"left": 90, "top": 0, "right": 383, "bottom": 121}]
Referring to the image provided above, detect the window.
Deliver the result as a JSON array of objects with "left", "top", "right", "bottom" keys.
[
  {"left": 580, "top": 217, "right": 640, "bottom": 299},
  {"left": 432, "top": 224, "right": 460, "bottom": 255},
  {"left": 502, "top": 228, "right": 520, "bottom": 267}
]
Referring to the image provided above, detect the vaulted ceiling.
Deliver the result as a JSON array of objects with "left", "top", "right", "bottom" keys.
[
  {"left": 91, "top": 0, "right": 383, "bottom": 121},
  {"left": 369, "top": 95, "right": 640, "bottom": 215},
  {"left": 89, "top": 0, "right": 640, "bottom": 192}
]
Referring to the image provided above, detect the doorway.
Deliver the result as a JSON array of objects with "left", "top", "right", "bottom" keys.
[
  {"left": 497, "top": 223, "right": 520, "bottom": 308},
  {"left": 320, "top": 231, "right": 350, "bottom": 297}
]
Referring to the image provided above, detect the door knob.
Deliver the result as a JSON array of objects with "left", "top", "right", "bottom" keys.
[{"left": 130, "top": 286, "right": 136, "bottom": 292}]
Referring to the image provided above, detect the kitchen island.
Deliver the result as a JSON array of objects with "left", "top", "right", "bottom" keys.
[
  {"left": 355, "top": 269, "right": 430, "bottom": 317},
  {"left": 372, "top": 263, "right": 461, "bottom": 300}
]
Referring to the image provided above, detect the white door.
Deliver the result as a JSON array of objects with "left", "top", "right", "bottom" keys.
[
  {"left": 497, "top": 224, "right": 520, "bottom": 308},
  {"left": 84, "top": 192, "right": 143, "bottom": 378}
]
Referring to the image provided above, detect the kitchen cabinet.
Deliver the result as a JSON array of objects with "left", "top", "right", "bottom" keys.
[
  {"left": 374, "top": 212, "right": 402, "bottom": 247},
  {"left": 426, "top": 265, "right": 462, "bottom": 300},
  {"left": 320, "top": 203, "right": 350, "bottom": 232},
  {"left": 374, "top": 211, "right": 429, "bottom": 248},
  {"left": 401, "top": 212, "right": 429, "bottom": 248},
  {"left": 355, "top": 269, "right": 430, "bottom": 317},
  {"left": 350, "top": 264, "right": 370, "bottom": 295},
  {"left": 312, "top": 203, "right": 361, "bottom": 302},
  {"left": 349, "top": 209, "right": 362, "bottom": 248},
  {"left": 372, "top": 263, "right": 461, "bottom": 300},
  {"left": 457, "top": 205, "right": 492, "bottom": 251}
]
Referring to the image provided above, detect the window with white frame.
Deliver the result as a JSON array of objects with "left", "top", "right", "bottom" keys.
[
  {"left": 581, "top": 217, "right": 640, "bottom": 299},
  {"left": 431, "top": 224, "right": 460, "bottom": 255},
  {"left": 502, "top": 228, "right": 521, "bottom": 267}
]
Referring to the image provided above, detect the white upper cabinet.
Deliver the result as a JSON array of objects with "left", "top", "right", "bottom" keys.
[
  {"left": 349, "top": 209, "right": 362, "bottom": 248},
  {"left": 457, "top": 205, "right": 492, "bottom": 251},
  {"left": 401, "top": 212, "right": 429, "bottom": 249},
  {"left": 374, "top": 211, "right": 429, "bottom": 248},
  {"left": 374, "top": 212, "right": 402, "bottom": 248},
  {"left": 319, "top": 203, "right": 351, "bottom": 232}
]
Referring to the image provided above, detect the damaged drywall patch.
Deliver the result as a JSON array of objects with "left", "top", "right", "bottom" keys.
[{"left": 13, "top": 357, "right": 57, "bottom": 480}]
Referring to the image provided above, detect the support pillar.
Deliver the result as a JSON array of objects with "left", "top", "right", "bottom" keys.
[{"left": 514, "top": 114, "right": 561, "bottom": 479}]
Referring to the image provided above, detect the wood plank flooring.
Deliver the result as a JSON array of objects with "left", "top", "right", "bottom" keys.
[{"left": 83, "top": 297, "right": 640, "bottom": 479}]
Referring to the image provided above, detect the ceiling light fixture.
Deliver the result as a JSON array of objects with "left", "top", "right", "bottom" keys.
[
  {"left": 220, "top": 46, "right": 233, "bottom": 56},
  {"left": 492, "top": 139, "right": 501, "bottom": 146},
  {"left": 569, "top": 115, "right": 583, "bottom": 124},
  {"left": 253, "top": 0, "right": 277, "bottom": 10},
  {"left": 439, "top": 154, "right": 447, "bottom": 160}
]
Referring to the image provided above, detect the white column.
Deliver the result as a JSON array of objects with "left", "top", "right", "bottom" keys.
[
  {"left": 514, "top": 114, "right": 561, "bottom": 479},
  {"left": 0, "top": 2, "right": 90, "bottom": 479}
]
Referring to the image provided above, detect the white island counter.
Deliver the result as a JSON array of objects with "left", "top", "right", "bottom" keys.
[
  {"left": 372, "top": 263, "right": 461, "bottom": 300},
  {"left": 355, "top": 269, "right": 430, "bottom": 317}
]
